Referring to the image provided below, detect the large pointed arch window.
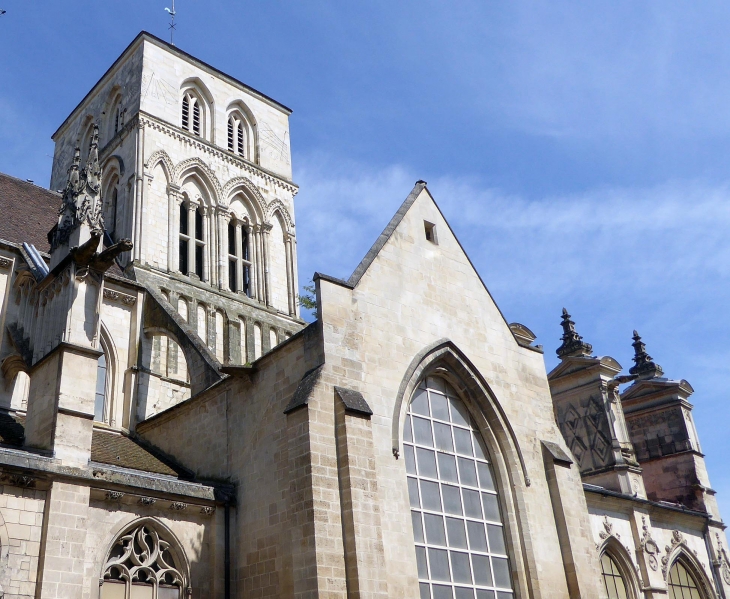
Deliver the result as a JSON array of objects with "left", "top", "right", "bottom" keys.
[
  {"left": 101, "top": 521, "right": 188, "bottom": 599},
  {"left": 405, "top": 376, "right": 514, "bottom": 599},
  {"left": 600, "top": 552, "right": 629, "bottom": 599},
  {"left": 668, "top": 560, "right": 704, "bottom": 599}
]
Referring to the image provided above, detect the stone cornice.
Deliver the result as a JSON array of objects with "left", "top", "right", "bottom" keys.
[{"left": 137, "top": 112, "right": 298, "bottom": 195}]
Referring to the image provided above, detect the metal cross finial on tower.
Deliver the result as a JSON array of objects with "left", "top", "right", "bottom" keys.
[{"left": 164, "top": 0, "right": 177, "bottom": 45}]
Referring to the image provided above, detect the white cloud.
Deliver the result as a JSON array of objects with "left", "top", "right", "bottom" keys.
[{"left": 293, "top": 152, "right": 730, "bottom": 518}]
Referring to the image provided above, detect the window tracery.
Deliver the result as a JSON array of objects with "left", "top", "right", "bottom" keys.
[
  {"left": 227, "top": 112, "right": 248, "bottom": 157},
  {"left": 601, "top": 553, "right": 629, "bottom": 599},
  {"left": 667, "top": 560, "right": 703, "bottom": 599},
  {"left": 101, "top": 523, "right": 186, "bottom": 599},
  {"left": 405, "top": 376, "right": 513, "bottom": 599}
]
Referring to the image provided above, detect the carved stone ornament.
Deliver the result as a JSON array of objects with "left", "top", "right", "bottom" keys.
[
  {"left": 556, "top": 308, "right": 593, "bottom": 359},
  {"left": 51, "top": 125, "right": 105, "bottom": 252},
  {"left": 715, "top": 533, "right": 730, "bottom": 586},
  {"left": 630, "top": 330, "right": 664, "bottom": 379},
  {"left": 0, "top": 257, "right": 12, "bottom": 269},
  {"left": 599, "top": 515, "right": 619, "bottom": 541},
  {"left": 104, "top": 289, "right": 137, "bottom": 306},
  {"left": 2, "top": 474, "right": 35, "bottom": 488},
  {"left": 103, "top": 524, "right": 184, "bottom": 592},
  {"left": 200, "top": 506, "right": 215, "bottom": 516},
  {"left": 661, "top": 530, "right": 685, "bottom": 578},
  {"left": 641, "top": 516, "right": 660, "bottom": 571},
  {"left": 169, "top": 502, "right": 187, "bottom": 511},
  {"left": 105, "top": 491, "right": 124, "bottom": 501},
  {"left": 138, "top": 497, "right": 157, "bottom": 506}
]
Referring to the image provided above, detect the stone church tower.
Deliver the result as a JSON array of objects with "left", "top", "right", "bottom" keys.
[{"left": 0, "top": 30, "right": 727, "bottom": 599}]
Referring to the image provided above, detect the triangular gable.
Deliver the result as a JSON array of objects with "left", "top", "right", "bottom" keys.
[{"left": 319, "top": 180, "right": 527, "bottom": 348}]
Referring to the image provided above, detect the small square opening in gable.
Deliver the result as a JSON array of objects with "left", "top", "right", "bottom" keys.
[{"left": 424, "top": 221, "right": 438, "bottom": 245}]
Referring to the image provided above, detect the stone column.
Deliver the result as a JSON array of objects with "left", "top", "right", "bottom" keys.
[
  {"left": 133, "top": 121, "right": 145, "bottom": 262},
  {"left": 234, "top": 223, "right": 243, "bottom": 294},
  {"left": 203, "top": 205, "right": 212, "bottom": 283},
  {"left": 290, "top": 235, "right": 300, "bottom": 317},
  {"left": 262, "top": 223, "right": 272, "bottom": 307},
  {"left": 218, "top": 208, "right": 231, "bottom": 291},
  {"left": 253, "top": 225, "right": 263, "bottom": 303},
  {"left": 284, "top": 233, "right": 295, "bottom": 316},
  {"left": 188, "top": 204, "right": 196, "bottom": 276},
  {"left": 167, "top": 184, "right": 182, "bottom": 273}
]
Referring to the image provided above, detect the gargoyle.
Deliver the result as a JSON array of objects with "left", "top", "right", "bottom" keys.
[
  {"left": 69, "top": 230, "right": 102, "bottom": 267},
  {"left": 90, "top": 238, "right": 133, "bottom": 273}
]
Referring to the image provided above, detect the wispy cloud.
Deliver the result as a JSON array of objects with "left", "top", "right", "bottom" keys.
[{"left": 294, "top": 152, "right": 730, "bottom": 517}]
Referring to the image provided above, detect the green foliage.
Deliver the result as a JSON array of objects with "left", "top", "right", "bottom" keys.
[{"left": 299, "top": 282, "right": 317, "bottom": 311}]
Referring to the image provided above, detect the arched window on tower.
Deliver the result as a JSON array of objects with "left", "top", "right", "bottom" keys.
[
  {"left": 668, "top": 560, "right": 704, "bottom": 599},
  {"left": 194, "top": 206, "right": 205, "bottom": 280},
  {"left": 227, "top": 218, "right": 251, "bottom": 295},
  {"left": 226, "top": 112, "right": 248, "bottom": 158},
  {"left": 181, "top": 92, "right": 202, "bottom": 136},
  {"left": 404, "top": 376, "right": 514, "bottom": 599},
  {"left": 101, "top": 520, "right": 188, "bottom": 599}
]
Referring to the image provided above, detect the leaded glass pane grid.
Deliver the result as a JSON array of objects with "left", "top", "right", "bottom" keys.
[
  {"left": 668, "top": 561, "right": 702, "bottom": 599},
  {"left": 600, "top": 553, "right": 628, "bottom": 599},
  {"left": 405, "top": 377, "right": 513, "bottom": 599}
]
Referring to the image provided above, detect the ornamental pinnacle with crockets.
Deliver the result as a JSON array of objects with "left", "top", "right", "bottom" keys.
[
  {"left": 556, "top": 307, "right": 593, "bottom": 359},
  {"left": 629, "top": 330, "right": 663, "bottom": 379}
]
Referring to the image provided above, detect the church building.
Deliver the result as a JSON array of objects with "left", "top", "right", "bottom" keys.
[{"left": 0, "top": 31, "right": 727, "bottom": 599}]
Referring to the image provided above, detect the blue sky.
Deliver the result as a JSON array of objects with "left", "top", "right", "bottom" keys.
[{"left": 1, "top": 2, "right": 730, "bottom": 516}]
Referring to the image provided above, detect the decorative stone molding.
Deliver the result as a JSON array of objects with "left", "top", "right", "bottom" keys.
[
  {"left": 661, "top": 530, "right": 685, "bottom": 578},
  {"left": 145, "top": 149, "right": 175, "bottom": 181},
  {"left": 641, "top": 516, "right": 660, "bottom": 571},
  {"left": 103, "top": 288, "right": 137, "bottom": 306},
  {"left": 0, "top": 257, "right": 12, "bottom": 270},
  {"left": 169, "top": 502, "right": 188, "bottom": 511},
  {"left": 2, "top": 474, "right": 35, "bottom": 488},
  {"left": 265, "top": 198, "right": 295, "bottom": 232},
  {"left": 599, "top": 515, "right": 619, "bottom": 541},
  {"left": 105, "top": 491, "right": 124, "bottom": 501},
  {"left": 138, "top": 497, "right": 157, "bottom": 506},
  {"left": 716, "top": 533, "right": 730, "bottom": 585},
  {"left": 221, "top": 176, "right": 268, "bottom": 219},
  {"left": 139, "top": 113, "right": 298, "bottom": 194},
  {"left": 200, "top": 506, "right": 215, "bottom": 516}
]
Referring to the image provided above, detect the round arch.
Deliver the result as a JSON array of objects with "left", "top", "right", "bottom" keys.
[
  {"left": 599, "top": 536, "right": 642, "bottom": 599},
  {"left": 95, "top": 516, "right": 191, "bottom": 599},
  {"left": 393, "top": 338, "right": 533, "bottom": 599}
]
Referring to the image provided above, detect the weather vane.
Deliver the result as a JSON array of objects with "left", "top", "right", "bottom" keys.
[{"left": 164, "top": 0, "right": 176, "bottom": 45}]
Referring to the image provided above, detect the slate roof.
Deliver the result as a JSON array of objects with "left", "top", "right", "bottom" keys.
[
  {"left": 0, "top": 410, "right": 185, "bottom": 478},
  {"left": 0, "top": 173, "right": 60, "bottom": 252}
]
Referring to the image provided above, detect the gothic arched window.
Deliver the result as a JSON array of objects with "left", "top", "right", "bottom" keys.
[
  {"left": 227, "top": 217, "right": 251, "bottom": 295},
  {"left": 227, "top": 112, "right": 248, "bottom": 157},
  {"left": 601, "top": 553, "right": 629, "bottom": 599},
  {"left": 404, "top": 376, "right": 514, "bottom": 599},
  {"left": 181, "top": 92, "right": 202, "bottom": 136},
  {"left": 101, "top": 521, "right": 188, "bottom": 599},
  {"left": 668, "top": 560, "right": 703, "bottom": 599},
  {"left": 94, "top": 352, "right": 108, "bottom": 423}
]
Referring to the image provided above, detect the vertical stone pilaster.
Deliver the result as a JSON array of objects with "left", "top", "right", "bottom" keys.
[
  {"left": 35, "top": 482, "right": 91, "bottom": 599},
  {"left": 334, "top": 388, "right": 387, "bottom": 599},
  {"left": 133, "top": 121, "right": 145, "bottom": 263},
  {"left": 218, "top": 207, "right": 231, "bottom": 291},
  {"left": 262, "top": 223, "right": 272, "bottom": 307},
  {"left": 167, "top": 184, "right": 182, "bottom": 273}
]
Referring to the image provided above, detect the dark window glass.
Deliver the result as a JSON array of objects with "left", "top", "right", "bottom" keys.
[
  {"left": 179, "top": 240, "right": 188, "bottom": 274},
  {"left": 229, "top": 259, "right": 237, "bottom": 291},
  {"left": 195, "top": 245, "right": 203, "bottom": 279},
  {"left": 241, "top": 228, "right": 249, "bottom": 260},
  {"left": 228, "top": 118, "right": 234, "bottom": 151},
  {"left": 179, "top": 203, "right": 188, "bottom": 235},
  {"left": 182, "top": 95, "right": 189, "bottom": 129},
  {"left": 195, "top": 209, "right": 204, "bottom": 240},
  {"left": 237, "top": 122, "right": 244, "bottom": 156},
  {"left": 193, "top": 102, "right": 201, "bottom": 135},
  {"left": 228, "top": 222, "right": 236, "bottom": 255}
]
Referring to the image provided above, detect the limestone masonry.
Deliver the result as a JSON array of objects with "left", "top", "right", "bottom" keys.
[{"left": 0, "top": 30, "right": 725, "bottom": 599}]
